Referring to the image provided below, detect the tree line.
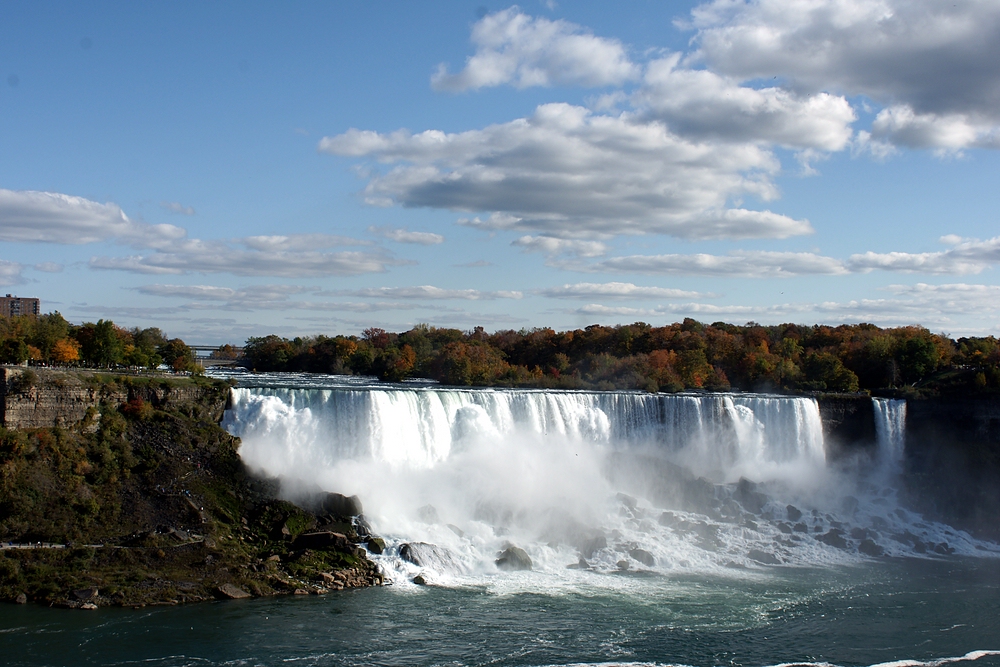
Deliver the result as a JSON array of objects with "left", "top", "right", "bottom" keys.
[
  {"left": 0, "top": 313, "right": 197, "bottom": 372},
  {"left": 243, "top": 320, "right": 1000, "bottom": 395}
]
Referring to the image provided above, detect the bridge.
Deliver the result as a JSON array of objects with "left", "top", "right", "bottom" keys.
[{"left": 188, "top": 345, "right": 244, "bottom": 368}]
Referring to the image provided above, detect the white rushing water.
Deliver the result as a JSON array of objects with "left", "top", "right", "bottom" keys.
[
  {"left": 221, "top": 379, "right": 996, "bottom": 589},
  {"left": 873, "top": 397, "right": 908, "bottom": 466}
]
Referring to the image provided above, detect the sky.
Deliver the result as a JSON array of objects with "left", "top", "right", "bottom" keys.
[{"left": 2, "top": 0, "right": 1000, "bottom": 345}]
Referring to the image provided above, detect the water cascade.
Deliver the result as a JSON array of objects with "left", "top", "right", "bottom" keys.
[
  {"left": 873, "top": 397, "right": 908, "bottom": 465},
  {"left": 223, "top": 382, "right": 992, "bottom": 587}
]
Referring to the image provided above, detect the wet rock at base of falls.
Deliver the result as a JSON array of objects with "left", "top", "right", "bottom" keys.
[
  {"left": 605, "top": 453, "right": 716, "bottom": 514},
  {"left": 320, "top": 493, "right": 363, "bottom": 518},
  {"left": 366, "top": 537, "right": 386, "bottom": 555},
  {"left": 841, "top": 496, "right": 860, "bottom": 515},
  {"left": 933, "top": 542, "right": 955, "bottom": 555},
  {"left": 353, "top": 514, "right": 374, "bottom": 539},
  {"left": 817, "top": 528, "right": 850, "bottom": 550},
  {"left": 417, "top": 504, "right": 441, "bottom": 524},
  {"left": 793, "top": 522, "right": 809, "bottom": 533},
  {"left": 495, "top": 546, "right": 533, "bottom": 571},
  {"left": 399, "top": 542, "right": 463, "bottom": 572},
  {"left": 858, "top": 539, "right": 885, "bottom": 557},
  {"left": 658, "top": 511, "right": 680, "bottom": 527},
  {"left": 412, "top": 575, "right": 427, "bottom": 586},
  {"left": 733, "top": 478, "right": 768, "bottom": 514},
  {"left": 786, "top": 505, "right": 803, "bottom": 522},
  {"left": 566, "top": 557, "right": 591, "bottom": 570},
  {"left": 777, "top": 522, "right": 793, "bottom": 534},
  {"left": 892, "top": 531, "right": 928, "bottom": 554},
  {"left": 216, "top": 584, "right": 252, "bottom": 599},
  {"left": 575, "top": 532, "right": 608, "bottom": 559},
  {"left": 628, "top": 548, "right": 655, "bottom": 567},
  {"left": 293, "top": 531, "right": 353, "bottom": 551},
  {"left": 617, "top": 560, "right": 630, "bottom": 570},
  {"left": 748, "top": 549, "right": 781, "bottom": 565}
]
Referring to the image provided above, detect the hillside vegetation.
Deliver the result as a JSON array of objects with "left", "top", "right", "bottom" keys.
[{"left": 242, "top": 320, "right": 1000, "bottom": 396}]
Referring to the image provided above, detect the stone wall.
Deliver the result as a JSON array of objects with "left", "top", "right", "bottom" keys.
[
  {"left": 1, "top": 367, "right": 229, "bottom": 430},
  {"left": 815, "top": 395, "right": 877, "bottom": 458}
]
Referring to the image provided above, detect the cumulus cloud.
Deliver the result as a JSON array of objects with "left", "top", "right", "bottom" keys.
[
  {"left": 321, "top": 103, "right": 811, "bottom": 240},
  {"left": 431, "top": 7, "right": 639, "bottom": 91},
  {"left": 0, "top": 188, "right": 185, "bottom": 246},
  {"left": 325, "top": 285, "right": 522, "bottom": 300},
  {"left": 91, "top": 239, "right": 404, "bottom": 277},
  {"left": 582, "top": 250, "right": 847, "bottom": 278},
  {"left": 241, "top": 234, "right": 369, "bottom": 251},
  {"left": 539, "top": 282, "right": 714, "bottom": 300},
  {"left": 33, "top": 262, "right": 63, "bottom": 273},
  {"left": 133, "top": 283, "right": 424, "bottom": 313},
  {"left": 688, "top": 0, "right": 1000, "bottom": 150},
  {"left": 847, "top": 236, "right": 1000, "bottom": 274},
  {"left": 635, "top": 54, "right": 855, "bottom": 150},
  {"left": 368, "top": 226, "right": 445, "bottom": 245},
  {"left": 0, "top": 259, "right": 24, "bottom": 286},
  {"left": 512, "top": 235, "right": 608, "bottom": 257},
  {"left": 160, "top": 201, "right": 195, "bottom": 215}
]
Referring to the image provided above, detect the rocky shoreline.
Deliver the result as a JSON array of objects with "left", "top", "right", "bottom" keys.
[{"left": 0, "top": 367, "right": 386, "bottom": 608}]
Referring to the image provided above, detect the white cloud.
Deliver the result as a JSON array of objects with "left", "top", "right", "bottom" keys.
[
  {"left": 688, "top": 0, "right": 1000, "bottom": 150},
  {"left": 512, "top": 235, "right": 608, "bottom": 257},
  {"left": 0, "top": 259, "right": 24, "bottom": 286},
  {"left": 583, "top": 250, "right": 847, "bottom": 278},
  {"left": 368, "top": 226, "right": 445, "bottom": 245},
  {"left": 870, "top": 106, "right": 1000, "bottom": 151},
  {"left": 635, "top": 54, "right": 856, "bottom": 150},
  {"left": 539, "top": 282, "right": 715, "bottom": 300},
  {"left": 135, "top": 284, "right": 240, "bottom": 300},
  {"left": 321, "top": 103, "right": 811, "bottom": 240},
  {"left": 33, "top": 262, "right": 63, "bottom": 273},
  {"left": 91, "top": 242, "right": 404, "bottom": 277},
  {"left": 0, "top": 188, "right": 184, "bottom": 246},
  {"left": 160, "top": 201, "right": 195, "bottom": 215},
  {"left": 431, "top": 7, "right": 639, "bottom": 91},
  {"left": 847, "top": 236, "right": 1000, "bottom": 274},
  {"left": 241, "top": 234, "right": 369, "bottom": 251},
  {"left": 326, "top": 285, "right": 522, "bottom": 300}
]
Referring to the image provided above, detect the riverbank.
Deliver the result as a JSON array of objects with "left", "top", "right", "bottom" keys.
[{"left": 0, "top": 367, "right": 383, "bottom": 608}]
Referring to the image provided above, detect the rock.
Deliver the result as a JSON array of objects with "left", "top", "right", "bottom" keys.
[
  {"left": 412, "top": 575, "right": 427, "bottom": 586},
  {"left": 817, "top": 529, "right": 850, "bottom": 550},
  {"left": 777, "top": 522, "right": 793, "bottom": 534},
  {"left": 566, "top": 557, "right": 590, "bottom": 570},
  {"left": 495, "top": 546, "right": 532, "bottom": 571},
  {"left": 858, "top": 539, "right": 885, "bottom": 557},
  {"left": 399, "top": 542, "right": 462, "bottom": 572},
  {"left": 786, "top": 505, "right": 803, "bottom": 522},
  {"left": 417, "top": 504, "right": 440, "bottom": 524},
  {"left": 293, "top": 531, "right": 353, "bottom": 551},
  {"left": 616, "top": 560, "right": 630, "bottom": 570},
  {"left": 733, "top": 478, "right": 768, "bottom": 514},
  {"left": 576, "top": 532, "right": 607, "bottom": 558},
  {"left": 72, "top": 587, "right": 99, "bottom": 601},
  {"left": 320, "top": 572, "right": 336, "bottom": 584},
  {"left": 366, "top": 537, "right": 386, "bottom": 555},
  {"left": 320, "top": 493, "right": 363, "bottom": 517},
  {"left": 748, "top": 549, "right": 781, "bottom": 565},
  {"left": 216, "top": 584, "right": 251, "bottom": 599},
  {"left": 628, "top": 548, "right": 655, "bottom": 567},
  {"left": 267, "top": 554, "right": 281, "bottom": 562},
  {"left": 447, "top": 524, "right": 465, "bottom": 538},
  {"left": 850, "top": 527, "right": 869, "bottom": 540},
  {"left": 616, "top": 493, "right": 638, "bottom": 509},
  {"left": 15, "top": 593, "right": 27, "bottom": 604},
  {"left": 80, "top": 602, "right": 98, "bottom": 610},
  {"left": 658, "top": 511, "right": 680, "bottom": 527},
  {"left": 293, "top": 589, "right": 309, "bottom": 596}
]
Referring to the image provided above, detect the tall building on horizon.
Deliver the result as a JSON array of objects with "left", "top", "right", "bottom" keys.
[{"left": 0, "top": 294, "right": 40, "bottom": 318}]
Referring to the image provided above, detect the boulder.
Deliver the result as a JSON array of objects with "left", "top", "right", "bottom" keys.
[
  {"left": 748, "top": 549, "right": 781, "bottom": 565},
  {"left": 15, "top": 593, "right": 27, "bottom": 604},
  {"left": 72, "top": 587, "right": 99, "bottom": 601},
  {"left": 628, "top": 548, "right": 655, "bottom": 567},
  {"left": 417, "top": 504, "right": 440, "bottom": 524},
  {"left": 817, "top": 528, "right": 850, "bottom": 550},
  {"left": 366, "top": 537, "right": 386, "bottom": 555},
  {"left": 412, "top": 575, "right": 427, "bottom": 586},
  {"left": 216, "top": 584, "right": 251, "bottom": 599},
  {"left": 786, "top": 505, "right": 803, "bottom": 522},
  {"left": 293, "top": 531, "right": 353, "bottom": 551},
  {"left": 495, "top": 546, "right": 532, "bottom": 571},
  {"left": 858, "top": 539, "right": 885, "bottom": 557},
  {"left": 575, "top": 532, "right": 607, "bottom": 558},
  {"left": 399, "top": 542, "right": 463, "bottom": 572},
  {"left": 320, "top": 493, "right": 363, "bottom": 517},
  {"left": 733, "top": 478, "right": 768, "bottom": 514}
]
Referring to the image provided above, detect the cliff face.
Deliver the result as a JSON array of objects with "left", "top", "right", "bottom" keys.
[
  {"left": 903, "top": 396, "right": 1000, "bottom": 541},
  {"left": 1, "top": 367, "right": 228, "bottom": 429},
  {"left": 815, "top": 395, "right": 877, "bottom": 458}
]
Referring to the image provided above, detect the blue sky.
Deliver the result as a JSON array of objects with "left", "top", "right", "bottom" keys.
[{"left": 2, "top": 0, "right": 1000, "bottom": 344}]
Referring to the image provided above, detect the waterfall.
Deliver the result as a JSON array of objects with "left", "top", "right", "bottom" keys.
[
  {"left": 221, "top": 382, "right": 989, "bottom": 581},
  {"left": 873, "top": 397, "right": 907, "bottom": 465}
]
